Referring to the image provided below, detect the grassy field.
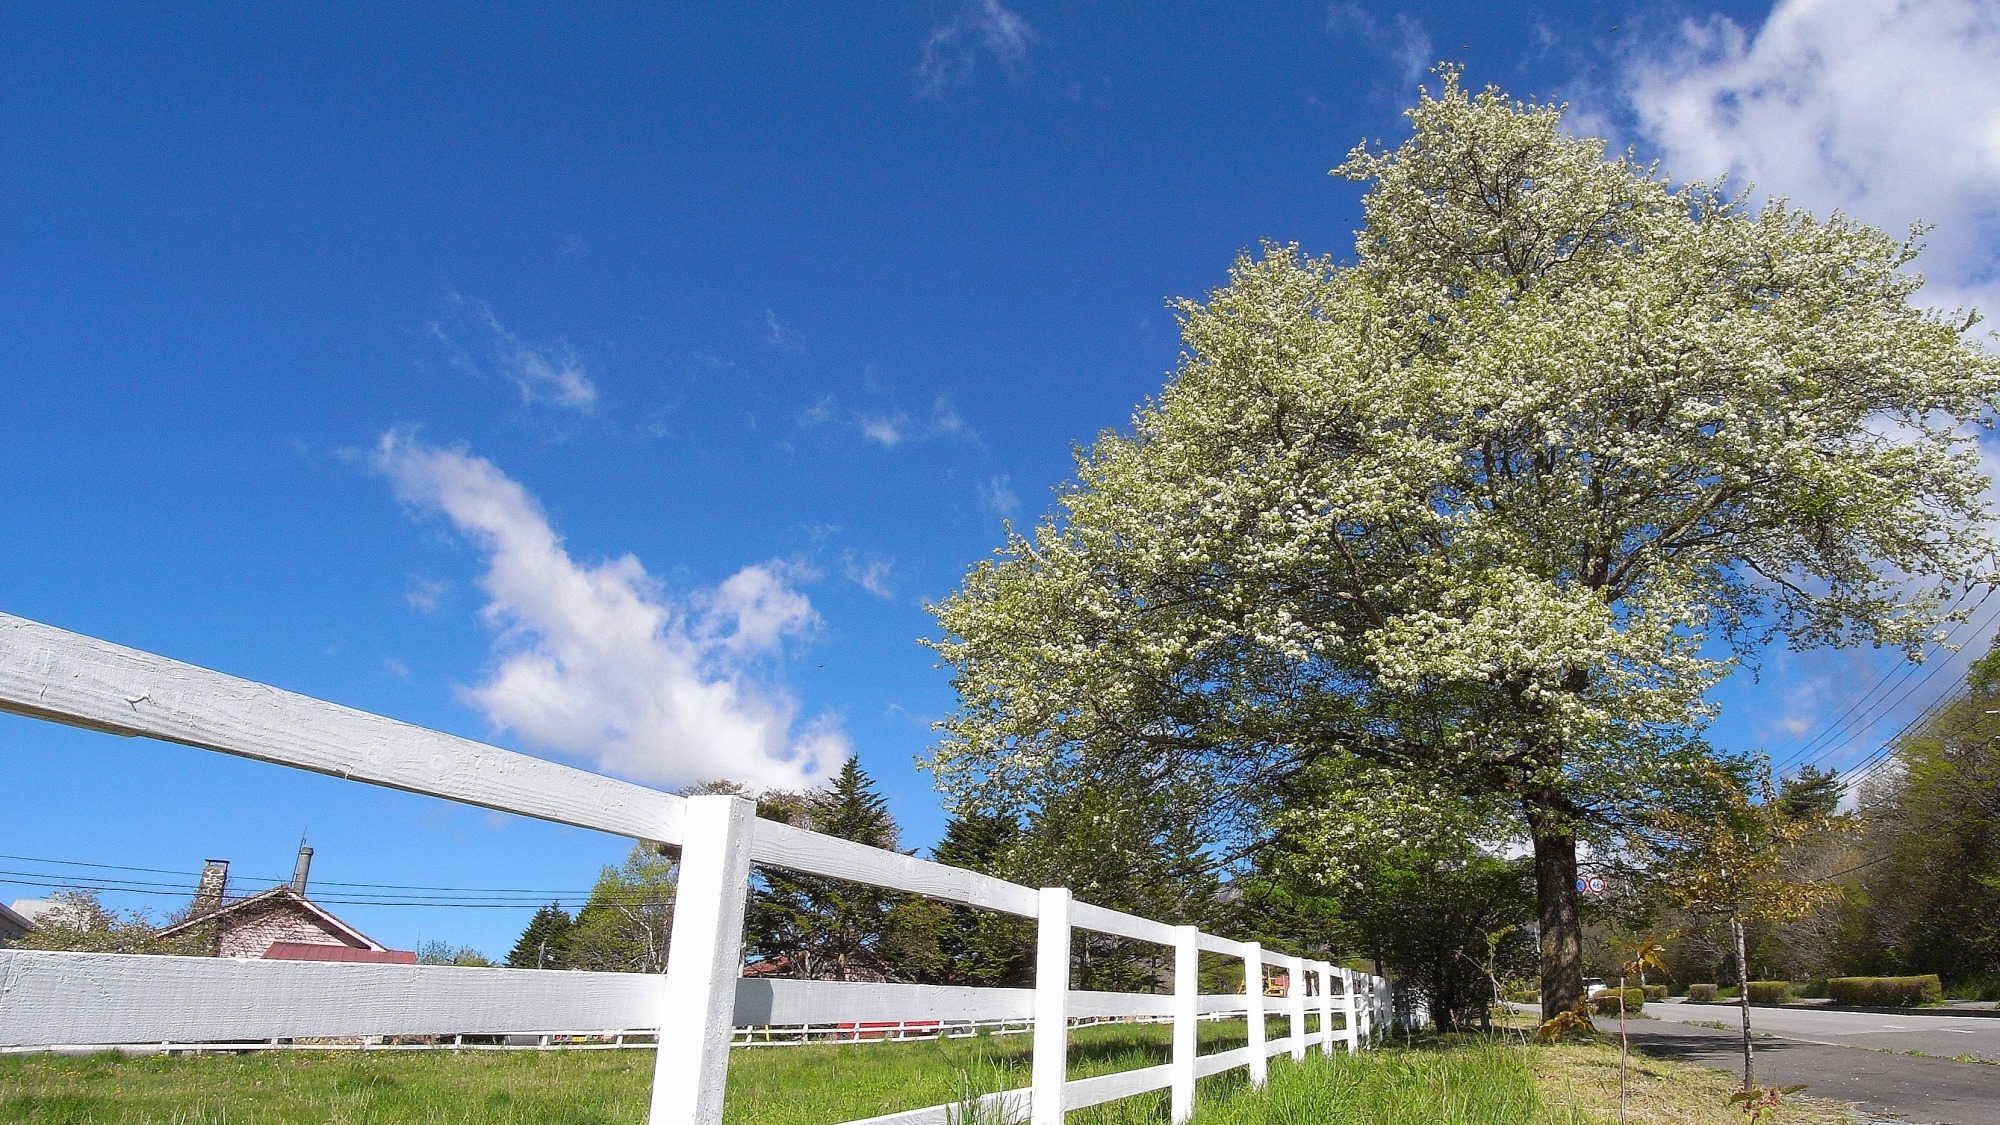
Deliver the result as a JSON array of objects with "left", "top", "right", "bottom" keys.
[{"left": 0, "top": 1026, "right": 1856, "bottom": 1125}]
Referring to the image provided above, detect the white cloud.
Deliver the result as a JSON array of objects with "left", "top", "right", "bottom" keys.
[
  {"left": 763, "top": 308, "right": 807, "bottom": 355},
  {"left": 405, "top": 576, "right": 449, "bottom": 614},
  {"left": 382, "top": 657, "right": 412, "bottom": 681},
  {"left": 843, "top": 554, "right": 896, "bottom": 599},
  {"left": 1326, "top": 3, "right": 1433, "bottom": 88},
  {"left": 429, "top": 294, "right": 599, "bottom": 415},
  {"left": 801, "top": 389, "right": 969, "bottom": 449},
  {"left": 1621, "top": 0, "right": 2000, "bottom": 318},
  {"left": 977, "top": 473, "right": 1020, "bottom": 519},
  {"left": 919, "top": 0, "right": 1037, "bottom": 95},
  {"left": 371, "top": 431, "right": 843, "bottom": 791},
  {"left": 859, "top": 414, "right": 906, "bottom": 447}
]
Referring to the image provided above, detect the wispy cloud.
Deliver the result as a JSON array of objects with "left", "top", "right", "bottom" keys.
[
  {"left": 976, "top": 473, "right": 1020, "bottom": 519},
  {"left": 919, "top": 0, "right": 1038, "bottom": 95},
  {"left": 1326, "top": 3, "right": 1433, "bottom": 89},
  {"left": 843, "top": 553, "right": 896, "bottom": 599},
  {"left": 371, "top": 430, "right": 843, "bottom": 791},
  {"left": 802, "top": 387, "right": 969, "bottom": 449},
  {"left": 428, "top": 294, "right": 599, "bottom": 416},
  {"left": 405, "top": 576, "right": 450, "bottom": 614},
  {"left": 763, "top": 308, "right": 807, "bottom": 355},
  {"left": 1619, "top": 0, "right": 2000, "bottom": 319}
]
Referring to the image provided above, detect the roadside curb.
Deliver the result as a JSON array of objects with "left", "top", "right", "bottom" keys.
[{"left": 1678, "top": 1000, "right": 2000, "bottom": 1019}]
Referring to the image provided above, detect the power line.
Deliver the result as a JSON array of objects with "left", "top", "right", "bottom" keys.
[
  {"left": 1796, "top": 640, "right": 1985, "bottom": 776},
  {"left": 1770, "top": 586, "right": 1994, "bottom": 774},
  {"left": 1768, "top": 583, "right": 1982, "bottom": 772},
  {"left": 0, "top": 876, "right": 612, "bottom": 910},
  {"left": 1779, "top": 594, "right": 2000, "bottom": 777},
  {"left": 0, "top": 852, "right": 605, "bottom": 898}
]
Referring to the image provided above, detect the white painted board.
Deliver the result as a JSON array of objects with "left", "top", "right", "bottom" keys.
[
  {"left": 0, "top": 614, "right": 687, "bottom": 844},
  {"left": 0, "top": 951, "right": 660, "bottom": 1046}
]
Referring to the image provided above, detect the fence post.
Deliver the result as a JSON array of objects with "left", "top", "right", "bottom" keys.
[
  {"left": 1315, "top": 962, "right": 1336, "bottom": 1054},
  {"left": 1031, "top": 887, "right": 1072, "bottom": 1125},
  {"left": 1340, "top": 968, "right": 1359, "bottom": 1053},
  {"left": 1285, "top": 955, "right": 1306, "bottom": 1061},
  {"left": 649, "top": 795, "right": 755, "bottom": 1125},
  {"left": 1242, "top": 943, "right": 1266, "bottom": 1088},
  {"left": 1170, "top": 926, "right": 1200, "bottom": 1124}
]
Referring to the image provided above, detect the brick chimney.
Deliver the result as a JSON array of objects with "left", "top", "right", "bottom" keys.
[
  {"left": 291, "top": 845, "right": 313, "bottom": 896},
  {"left": 192, "top": 859, "right": 229, "bottom": 916}
]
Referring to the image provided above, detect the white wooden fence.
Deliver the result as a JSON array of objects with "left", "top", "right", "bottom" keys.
[{"left": 0, "top": 612, "right": 1388, "bottom": 1124}]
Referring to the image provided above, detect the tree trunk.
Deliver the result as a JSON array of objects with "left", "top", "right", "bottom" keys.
[
  {"left": 1528, "top": 803, "right": 1585, "bottom": 1020},
  {"left": 1733, "top": 916, "right": 1754, "bottom": 1092}
]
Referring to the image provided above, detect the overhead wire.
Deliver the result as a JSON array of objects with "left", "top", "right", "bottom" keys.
[
  {"left": 1768, "top": 584, "right": 1995, "bottom": 774},
  {"left": 1790, "top": 614, "right": 1996, "bottom": 777},
  {"left": 0, "top": 852, "right": 614, "bottom": 909}
]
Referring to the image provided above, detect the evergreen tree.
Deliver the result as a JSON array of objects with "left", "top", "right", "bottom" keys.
[
  {"left": 1778, "top": 766, "right": 1844, "bottom": 820},
  {"left": 930, "top": 808, "right": 1034, "bottom": 986},
  {"left": 746, "top": 757, "right": 915, "bottom": 980},
  {"left": 506, "top": 903, "right": 575, "bottom": 969}
]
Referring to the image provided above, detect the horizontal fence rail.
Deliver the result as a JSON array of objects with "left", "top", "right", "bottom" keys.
[{"left": 0, "top": 612, "right": 1390, "bottom": 1123}]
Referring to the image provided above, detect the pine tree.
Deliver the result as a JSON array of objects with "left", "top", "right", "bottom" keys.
[
  {"left": 931, "top": 808, "right": 1034, "bottom": 986},
  {"left": 1778, "top": 766, "right": 1844, "bottom": 820},
  {"left": 506, "top": 903, "right": 575, "bottom": 969},
  {"left": 746, "top": 757, "right": 918, "bottom": 981}
]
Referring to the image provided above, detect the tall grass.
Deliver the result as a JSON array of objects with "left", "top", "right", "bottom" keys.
[
  {"left": 1181, "top": 1042, "right": 1589, "bottom": 1125},
  {"left": 0, "top": 1032, "right": 1668, "bottom": 1124}
]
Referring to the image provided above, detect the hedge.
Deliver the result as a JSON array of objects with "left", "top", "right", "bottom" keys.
[
  {"left": 1591, "top": 988, "right": 1645, "bottom": 1016},
  {"left": 1641, "top": 984, "right": 1667, "bottom": 1002},
  {"left": 1687, "top": 983, "right": 1719, "bottom": 1002},
  {"left": 1827, "top": 975, "right": 1944, "bottom": 1006},
  {"left": 1746, "top": 981, "right": 1791, "bottom": 1005}
]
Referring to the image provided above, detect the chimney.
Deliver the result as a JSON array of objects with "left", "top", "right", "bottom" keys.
[
  {"left": 291, "top": 845, "right": 314, "bottom": 896},
  {"left": 193, "top": 860, "right": 229, "bottom": 916}
]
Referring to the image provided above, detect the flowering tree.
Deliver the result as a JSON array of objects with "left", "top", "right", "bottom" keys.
[{"left": 927, "top": 67, "right": 2000, "bottom": 1018}]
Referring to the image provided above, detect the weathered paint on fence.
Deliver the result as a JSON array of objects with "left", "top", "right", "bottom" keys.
[{"left": 0, "top": 611, "right": 1390, "bottom": 1123}]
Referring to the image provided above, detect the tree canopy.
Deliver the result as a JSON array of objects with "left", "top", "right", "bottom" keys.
[{"left": 927, "top": 67, "right": 2000, "bottom": 1017}]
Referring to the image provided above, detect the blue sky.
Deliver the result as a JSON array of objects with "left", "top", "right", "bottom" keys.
[{"left": 7, "top": 0, "right": 2000, "bottom": 958}]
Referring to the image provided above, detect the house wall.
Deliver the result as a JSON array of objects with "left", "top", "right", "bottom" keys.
[{"left": 216, "top": 901, "right": 364, "bottom": 959}]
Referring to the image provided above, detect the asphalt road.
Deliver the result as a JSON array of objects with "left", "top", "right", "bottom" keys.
[
  {"left": 1624, "top": 1002, "right": 2000, "bottom": 1124},
  {"left": 1648, "top": 999, "right": 2000, "bottom": 1062}
]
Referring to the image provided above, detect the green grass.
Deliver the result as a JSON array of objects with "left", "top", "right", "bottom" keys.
[
  {"left": 0, "top": 1027, "right": 1847, "bottom": 1124},
  {"left": 0, "top": 1023, "right": 1248, "bottom": 1125},
  {"left": 1179, "top": 1041, "right": 1585, "bottom": 1125}
]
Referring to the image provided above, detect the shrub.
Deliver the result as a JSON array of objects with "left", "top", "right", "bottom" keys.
[
  {"left": 1687, "top": 983, "right": 1719, "bottom": 1002},
  {"left": 1946, "top": 974, "right": 2000, "bottom": 1002},
  {"left": 1591, "top": 988, "right": 1644, "bottom": 1016},
  {"left": 1827, "top": 975, "right": 1944, "bottom": 1006},
  {"left": 1641, "top": 984, "right": 1667, "bottom": 1002},
  {"left": 1746, "top": 981, "right": 1791, "bottom": 1005}
]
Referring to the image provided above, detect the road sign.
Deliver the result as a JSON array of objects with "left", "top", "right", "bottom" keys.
[{"left": 1575, "top": 876, "right": 1606, "bottom": 897}]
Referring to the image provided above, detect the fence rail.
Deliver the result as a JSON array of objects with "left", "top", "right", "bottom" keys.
[{"left": 0, "top": 611, "right": 1388, "bottom": 1124}]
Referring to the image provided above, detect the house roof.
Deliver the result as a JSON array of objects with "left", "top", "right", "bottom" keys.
[
  {"left": 158, "top": 885, "right": 388, "bottom": 951},
  {"left": 0, "top": 900, "right": 35, "bottom": 937},
  {"left": 263, "top": 941, "right": 417, "bottom": 964}
]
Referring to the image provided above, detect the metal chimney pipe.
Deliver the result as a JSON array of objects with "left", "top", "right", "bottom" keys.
[{"left": 291, "top": 846, "right": 313, "bottom": 895}]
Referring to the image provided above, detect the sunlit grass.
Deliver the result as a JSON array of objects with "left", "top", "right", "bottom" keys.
[{"left": 0, "top": 1026, "right": 1858, "bottom": 1124}]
